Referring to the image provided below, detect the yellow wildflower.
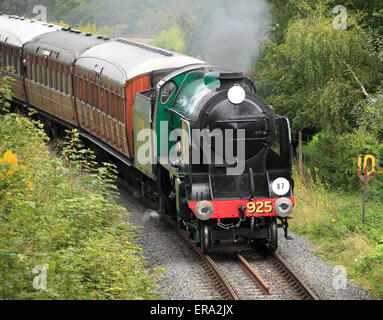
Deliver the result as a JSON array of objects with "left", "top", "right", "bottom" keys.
[
  {"left": 25, "top": 180, "right": 33, "bottom": 185},
  {"left": 1, "top": 150, "right": 18, "bottom": 167},
  {"left": 0, "top": 150, "right": 27, "bottom": 177}
]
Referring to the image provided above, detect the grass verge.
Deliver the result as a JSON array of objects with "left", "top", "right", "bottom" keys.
[{"left": 291, "top": 166, "right": 383, "bottom": 299}]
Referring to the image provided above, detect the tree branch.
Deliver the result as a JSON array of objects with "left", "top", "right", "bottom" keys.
[{"left": 344, "top": 62, "right": 377, "bottom": 103}]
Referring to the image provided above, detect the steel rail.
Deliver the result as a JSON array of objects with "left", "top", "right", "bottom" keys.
[
  {"left": 236, "top": 253, "right": 272, "bottom": 296},
  {"left": 162, "top": 213, "right": 240, "bottom": 300},
  {"left": 272, "top": 252, "right": 319, "bottom": 300},
  {"left": 204, "top": 254, "right": 240, "bottom": 300}
]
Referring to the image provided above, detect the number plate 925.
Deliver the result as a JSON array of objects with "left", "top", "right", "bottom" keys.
[{"left": 246, "top": 200, "right": 273, "bottom": 214}]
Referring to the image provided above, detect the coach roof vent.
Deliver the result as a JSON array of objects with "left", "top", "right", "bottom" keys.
[
  {"left": 115, "top": 38, "right": 173, "bottom": 57},
  {"left": 85, "top": 32, "right": 92, "bottom": 36}
]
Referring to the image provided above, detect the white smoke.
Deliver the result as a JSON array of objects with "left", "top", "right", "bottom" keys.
[
  {"left": 142, "top": 209, "right": 160, "bottom": 223},
  {"left": 199, "top": 0, "right": 272, "bottom": 72},
  {"left": 54, "top": 0, "right": 272, "bottom": 73}
]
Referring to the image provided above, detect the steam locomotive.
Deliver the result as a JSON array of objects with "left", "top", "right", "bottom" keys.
[{"left": 0, "top": 14, "right": 294, "bottom": 253}]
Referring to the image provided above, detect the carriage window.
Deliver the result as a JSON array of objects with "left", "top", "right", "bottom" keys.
[
  {"left": 82, "top": 79, "right": 86, "bottom": 101},
  {"left": 117, "top": 95, "right": 121, "bottom": 121},
  {"left": 76, "top": 78, "right": 80, "bottom": 98},
  {"left": 51, "top": 68, "right": 55, "bottom": 88},
  {"left": 91, "top": 83, "right": 95, "bottom": 106},
  {"left": 80, "top": 79, "right": 84, "bottom": 101},
  {"left": 67, "top": 75, "right": 72, "bottom": 95},
  {"left": 14, "top": 55, "right": 18, "bottom": 74},
  {"left": 100, "top": 88, "right": 104, "bottom": 111},
  {"left": 114, "top": 94, "right": 118, "bottom": 119},
  {"left": 1, "top": 52, "right": 5, "bottom": 70},
  {"left": 106, "top": 90, "right": 110, "bottom": 114},
  {"left": 31, "top": 62, "right": 35, "bottom": 81},
  {"left": 95, "top": 86, "right": 100, "bottom": 108},
  {"left": 36, "top": 64, "right": 40, "bottom": 83},
  {"left": 62, "top": 72, "right": 66, "bottom": 94},
  {"left": 87, "top": 82, "right": 91, "bottom": 103},
  {"left": 111, "top": 93, "right": 115, "bottom": 117},
  {"left": 27, "top": 60, "right": 32, "bottom": 78},
  {"left": 5, "top": 53, "right": 10, "bottom": 68},
  {"left": 121, "top": 97, "right": 125, "bottom": 122},
  {"left": 56, "top": 70, "right": 60, "bottom": 91},
  {"left": 10, "top": 50, "right": 15, "bottom": 72},
  {"left": 41, "top": 65, "right": 46, "bottom": 85},
  {"left": 161, "top": 81, "right": 177, "bottom": 104},
  {"left": 16, "top": 57, "right": 20, "bottom": 75},
  {"left": 47, "top": 66, "right": 51, "bottom": 87}
]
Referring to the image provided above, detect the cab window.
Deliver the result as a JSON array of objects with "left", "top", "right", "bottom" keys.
[{"left": 160, "top": 81, "right": 177, "bottom": 104}]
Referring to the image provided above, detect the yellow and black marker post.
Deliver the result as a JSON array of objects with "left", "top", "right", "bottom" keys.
[{"left": 357, "top": 154, "right": 376, "bottom": 225}]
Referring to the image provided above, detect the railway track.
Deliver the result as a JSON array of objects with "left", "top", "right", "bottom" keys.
[
  {"left": 117, "top": 177, "right": 319, "bottom": 300},
  {"left": 156, "top": 211, "right": 319, "bottom": 300},
  {"left": 271, "top": 252, "right": 319, "bottom": 300}
]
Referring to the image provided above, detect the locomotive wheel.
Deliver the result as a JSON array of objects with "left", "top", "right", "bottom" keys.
[
  {"left": 266, "top": 217, "right": 278, "bottom": 252},
  {"left": 200, "top": 223, "right": 212, "bottom": 254}
]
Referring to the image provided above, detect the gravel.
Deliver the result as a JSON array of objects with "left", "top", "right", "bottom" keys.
[
  {"left": 116, "top": 184, "right": 374, "bottom": 300},
  {"left": 116, "top": 185, "right": 221, "bottom": 300},
  {"left": 276, "top": 230, "right": 374, "bottom": 300}
]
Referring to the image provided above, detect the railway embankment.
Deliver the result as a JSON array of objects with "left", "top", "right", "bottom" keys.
[
  {"left": 289, "top": 168, "right": 381, "bottom": 299},
  {"left": 0, "top": 109, "right": 160, "bottom": 299}
]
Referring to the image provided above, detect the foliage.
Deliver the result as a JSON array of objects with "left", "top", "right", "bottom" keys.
[
  {"left": 75, "top": 22, "right": 130, "bottom": 37},
  {"left": 352, "top": 87, "right": 383, "bottom": 140},
  {"left": 52, "top": 0, "right": 175, "bottom": 34},
  {"left": 266, "top": 0, "right": 383, "bottom": 41},
  {"left": 254, "top": 6, "right": 383, "bottom": 134},
  {"left": 0, "top": 109, "right": 160, "bottom": 299},
  {"left": 0, "top": 68, "right": 14, "bottom": 113},
  {"left": 305, "top": 128, "right": 382, "bottom": 191},
  {"left": 150, "top": 26, "right": 185, "bottom": 54}
]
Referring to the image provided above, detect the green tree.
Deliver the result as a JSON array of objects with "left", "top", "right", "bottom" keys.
[
  {"left": 150, "top": 25, "right": 186, "bottom": 53},
  {"left": 254, "top": 5, "right": 383, "bottom": 134}
]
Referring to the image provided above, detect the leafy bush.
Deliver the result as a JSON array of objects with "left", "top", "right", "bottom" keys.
[
  {"left": 0, "top": 113, "right": 160, "bottom": 299},
  {"left": 0, "top": 69, "right": 13, "bottom": 113},
  {"left": 307, "top": 128, "right": 381, "bottom": 190},
  {"left": 150, "top": 25, "right": 186, "bottom": 53}
]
